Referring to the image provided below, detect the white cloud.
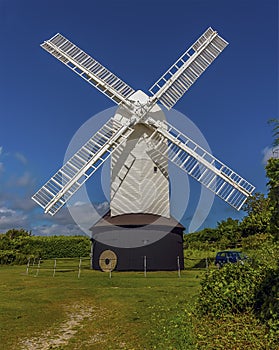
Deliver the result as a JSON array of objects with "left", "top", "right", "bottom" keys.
[
  {"left": 0, "top": 147, "right": 3, "bottom": 173},
  {"left": 262, "top": 147, "right": 274, "bottom": 164},
  {"left": 15, "top": 152, "right": 27, "bottom": 164},
  {"left": 12, "top": 197, "right": 36, "bottom": 211},
  {"left": 66, "top": 201, "right": 109, "bottom": 234},
  {"left": 31, "top": 201, "right": 110, "bottom": 236},
  {"left": 0, "top": 207, "right": 14, "bottom": 215},
  {"left": 73, "top": 201, "right": 87, "bottom": 207},
  {"left": 0, "top": 206, "right": 28, "bottom": 232},
  {"left": 31, "top": 210, "right": 79, "bottom": 235},
  {"left": 16, "top": 171, "right": 35, "bottom": 187},
  {"left": 32, "top": 223, "right": 85, "bottom": 236},
  {"left": 95, "top": 201, "right": 110, "bottom": 212}
]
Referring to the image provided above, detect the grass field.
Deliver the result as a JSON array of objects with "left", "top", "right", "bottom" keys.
[
  {"left": 0, "top": 263, "right": 203, "bottom": 350},
  {"left": 0, "top": 256, "right": 276, "bottom": 350}
]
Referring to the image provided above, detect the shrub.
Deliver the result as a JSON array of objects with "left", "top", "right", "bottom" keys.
[
  {"left": 197, "top": 242, "right": 279, "bottom": 338},
  {"left": 197, "top": 263, "right": 264, "bottom": 316},
  {"left": 248, "top": 241, "right": 279, "bottom": 270},
  {"left": 0, "top": 230, "right": 91, "bottom": 265},
  {"left": 0, "top": 250, "right": 16, "bottom": 264},
  {"left": 241, "top": 233, "right": 273, "bottom": 250},
  {"left": 21, "top": 236, "right": 91, "bottom": 259},
  {"left": 0, "top": 250, "right": 33, "bottom": 265},
  {"left": 255, "top": 266, "right": 279, "bottom": 338}
]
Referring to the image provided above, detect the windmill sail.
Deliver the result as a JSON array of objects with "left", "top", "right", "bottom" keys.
[
  {"left": 149, "top": 27, "right": 228, "bottom": 110},
  {"left": 41, "top": 33, "right": 136, "bottom": 108},
  {"left": 146, "top": 120, "right": 255, "bottom": 210},
  {"left": 33, "top": 28, "right": 255, "bottom": 220},
  {"left": 32, "top": 118, "right": 133, "bottom": 215}
]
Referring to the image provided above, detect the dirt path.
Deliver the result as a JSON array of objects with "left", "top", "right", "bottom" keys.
[{"left": 19, "top": 303, "right": 105, "bottom": 349}]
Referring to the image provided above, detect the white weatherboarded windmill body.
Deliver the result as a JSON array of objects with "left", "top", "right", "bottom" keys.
[{"left": 32, "top": 28, "right": 255, "bottom": 271}]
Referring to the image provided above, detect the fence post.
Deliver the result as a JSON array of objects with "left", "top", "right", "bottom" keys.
[
  {"left": 53, "top": 258, "right": 57, "bottom": 277},
  {"left": 78, "top": 257, "right": 82, "bottom": 279},
  {"left": 26, "top": 257, "right": 30, "bottom": 275},
  {"left": 144, "top": 256, "right": 147, "bottom": 277},
  {"left": 90, "top": 240, "right": 94, "bottom": 270},
  {"left": 35, "top": 258, "right": 41, "bottom": 277},
  {"left": 109, "top": 261, "right": 112, "bottom": 279},
  {"left": 206, "top": 257, "right": 209, "bottom": 269},
  {"left": 177, "top": 256, "right": 181, "bottom": 278}
]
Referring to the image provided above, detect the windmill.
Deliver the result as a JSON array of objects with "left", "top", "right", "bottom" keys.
[{"left": 32, "top": 28, "right": 255, "bottom": 271}]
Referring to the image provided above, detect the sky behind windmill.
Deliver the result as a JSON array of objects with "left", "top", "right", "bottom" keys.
[{"left": 0, "top": 0, "right": 278, "bottom": 236}]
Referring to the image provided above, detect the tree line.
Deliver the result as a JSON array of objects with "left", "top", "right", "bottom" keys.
[
  {"left": 185, "top": 119, "right": 279, "bottom": 250},
  {"left": 0, "top": 230, "right": 90, "bottom": 265},
  {"left": 193, "top": 119, "right": 279, "bottom": 345}
]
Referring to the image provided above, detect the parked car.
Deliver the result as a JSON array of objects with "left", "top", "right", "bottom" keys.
[{"left": 215, "top": 251, "right": 248, "bottom": 268}]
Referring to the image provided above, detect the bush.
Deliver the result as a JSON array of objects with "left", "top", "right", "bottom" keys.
[
  {"left": 248, "top": 241, "right": 279, "bottom": 270},
  {"left": 0, "top": 250, "right": 33, "bottom": 265},
  {"left": 198, "top": 263, "right": 264, "bottom": 316},
  {"left": 0, "top": 250, "right": 16, "bottom": 264},
  {"left": 241, "top": 233, "right": 273, "bottom": 250},
  {"left": 0, "top": 229, "right": 91, "bottom": 265},
  {"left": 23, "top": 236, "right": 91, "bottom": 259},
  {"left": 255, "top": 266, "right": 279, "bottom": 339},
  {"left": 197, "top": 242, "right": 279, "bottom": 339}
]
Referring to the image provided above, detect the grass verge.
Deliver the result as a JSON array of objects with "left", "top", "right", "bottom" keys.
[
  {"left": 0, "top": 256, "right": 276, "bottom": 349},
  {"left": 0, "top": 265, "right": 202, "bottom": 349}
]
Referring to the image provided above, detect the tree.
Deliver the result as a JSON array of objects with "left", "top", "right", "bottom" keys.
[
  {"left": 5, "top": 228, "right": 31, "bottom": 239},
  {"left": 268, "top": 118, "right": 279, "bottom": 147},
  {"left": 216, "top": 218, "right": 240, "bottom": 246},
  {"left": 266, "top": 119, "right": 279, "bottom": 239},
  {"left": 266, "top": 158, "right": 279, "bottom": 238},
  {"left": 240, "top": 193, "right": 272, "bottom": 237}
]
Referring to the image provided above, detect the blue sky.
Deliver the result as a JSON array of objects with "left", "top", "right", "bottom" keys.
[{"left": 0, "top": 0, "right": 278, "bottom": 235}]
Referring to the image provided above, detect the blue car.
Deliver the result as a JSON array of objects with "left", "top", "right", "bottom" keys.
[{"left": 215, "top": 251, "right": 247, "bottom": 268}]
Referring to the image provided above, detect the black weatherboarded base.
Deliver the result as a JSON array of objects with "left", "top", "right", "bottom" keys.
[{"left": 90, "top": 213, "right": 184, "bottom": 271}]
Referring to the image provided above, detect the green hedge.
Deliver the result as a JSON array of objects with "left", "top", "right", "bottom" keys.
[
  {"left": 0, "top": 230, "right": 91, "bottom": 264},
  {"left": 21, "top": 236, "right": 91, "bottom": 259},
  {"left": 0, "top": 250, "right": 33, "bottom": 265}
]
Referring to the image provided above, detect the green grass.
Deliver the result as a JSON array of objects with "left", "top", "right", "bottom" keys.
[
  {"left": 184, "top": 249, "right": 216, "bottom": 269},
  {"left": 193, "top": 312, "right": 277, "bottom": 350},
  {"left": 0, "top": 264, "right": 202, "bottom": 350},
  {"left": 0, "top": 255, "right": 275, "bottom": 349}
]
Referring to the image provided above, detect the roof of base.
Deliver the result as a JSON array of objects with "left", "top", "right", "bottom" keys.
[{"left": 90, "top": 211, "right": 185, "bottom": 230}]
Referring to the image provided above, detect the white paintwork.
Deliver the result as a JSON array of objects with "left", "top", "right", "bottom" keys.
[
  {"left": 146, "top": 119, "right": 255, "bottom": 210},
  {"left": 111, "top": 90, "right": 170, "bottom": 217},
  {"left": 41, "top": 33, "right": 135, "bottom": 109},
  {"left": 149, "top": 27, "right": 228, "bottom": 110},
  {"left": 32, "top": 118, "right": 133, "bottom": 215},
  {"left": 33, "top": 28, "right": 255, "bottom": 216}
]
